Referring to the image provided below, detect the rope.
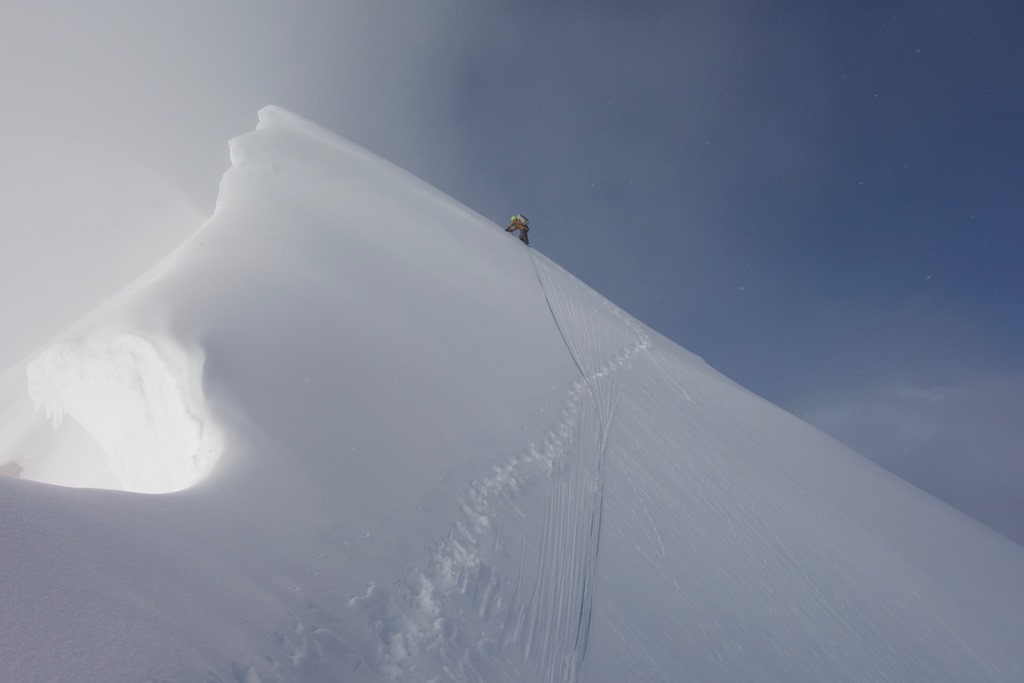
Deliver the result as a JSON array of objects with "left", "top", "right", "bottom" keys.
[
  {"left": 527, "top": 248, "right": 591, "bottom": 391},
  {"left": 526, "top": 244, "right": 606, "bottom": 673}
]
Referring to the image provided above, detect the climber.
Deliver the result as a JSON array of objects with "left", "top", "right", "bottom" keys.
[{"left": 505, "top": 214, "right": 530, "bottom": 245}]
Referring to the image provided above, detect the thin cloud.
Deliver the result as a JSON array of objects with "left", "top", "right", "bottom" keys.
[{"left": 803, "top": 372, "right": 1024, "bottom": 544}]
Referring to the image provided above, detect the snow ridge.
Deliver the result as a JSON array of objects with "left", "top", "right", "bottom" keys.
[{"left": 7, "top": 107, "right": 1024, "bottom": 682}]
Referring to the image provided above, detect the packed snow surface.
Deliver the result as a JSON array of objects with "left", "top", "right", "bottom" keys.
[{"left": 1, "top": 106, "right": 1023, "bottom": 682}]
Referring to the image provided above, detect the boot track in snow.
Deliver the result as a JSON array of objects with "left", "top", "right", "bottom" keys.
[{"left": 337, "top": 247, "right": 650, "bottom": 682}]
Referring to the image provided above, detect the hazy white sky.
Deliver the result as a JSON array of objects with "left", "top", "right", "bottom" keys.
[
  {"left": 2, "top": 0, "right": 1021, "bottom": 541},
  {"left": 1, "top": 0, "right": 452, "bottom": 361}
]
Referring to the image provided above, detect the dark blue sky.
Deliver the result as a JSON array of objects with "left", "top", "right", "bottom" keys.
[
  {"left": 2, "top": 0, "right": 1021, "bottom": 540},
  {"left": 424, "top": 1, "right": 1023, "bottom": 402},
  {"left": 388, "top": 0, "right": 1024, "bottom": 540}
]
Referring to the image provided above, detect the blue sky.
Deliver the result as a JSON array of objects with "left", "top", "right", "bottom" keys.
[
  {"left": 420, "top": 0, "right": 1024, "bottom": 541},
  {"left": 1, "top": 0, "right": 1021, "bottom": 540}
]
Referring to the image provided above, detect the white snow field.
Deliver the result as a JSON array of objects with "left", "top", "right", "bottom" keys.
[{"left": 1, "top": 106, "right": 1023, "bottom": 682}]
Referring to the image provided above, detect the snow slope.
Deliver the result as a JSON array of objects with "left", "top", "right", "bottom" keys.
[{"left": 2, "top": 106, "right": 1023, "bottom": 682}]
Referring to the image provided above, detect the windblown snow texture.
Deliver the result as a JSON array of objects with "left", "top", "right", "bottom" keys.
[{"left": 1, "top": 106, "right": 1023, "bottom": 682}]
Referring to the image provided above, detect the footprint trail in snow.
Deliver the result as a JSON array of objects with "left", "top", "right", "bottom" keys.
[{"left": 343, "top": 250, "right": 654, "bottom": 682}]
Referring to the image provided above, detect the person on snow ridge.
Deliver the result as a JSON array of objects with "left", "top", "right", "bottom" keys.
[{"left": 506, "top": 213, "right": 529, "bottom": 245}]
